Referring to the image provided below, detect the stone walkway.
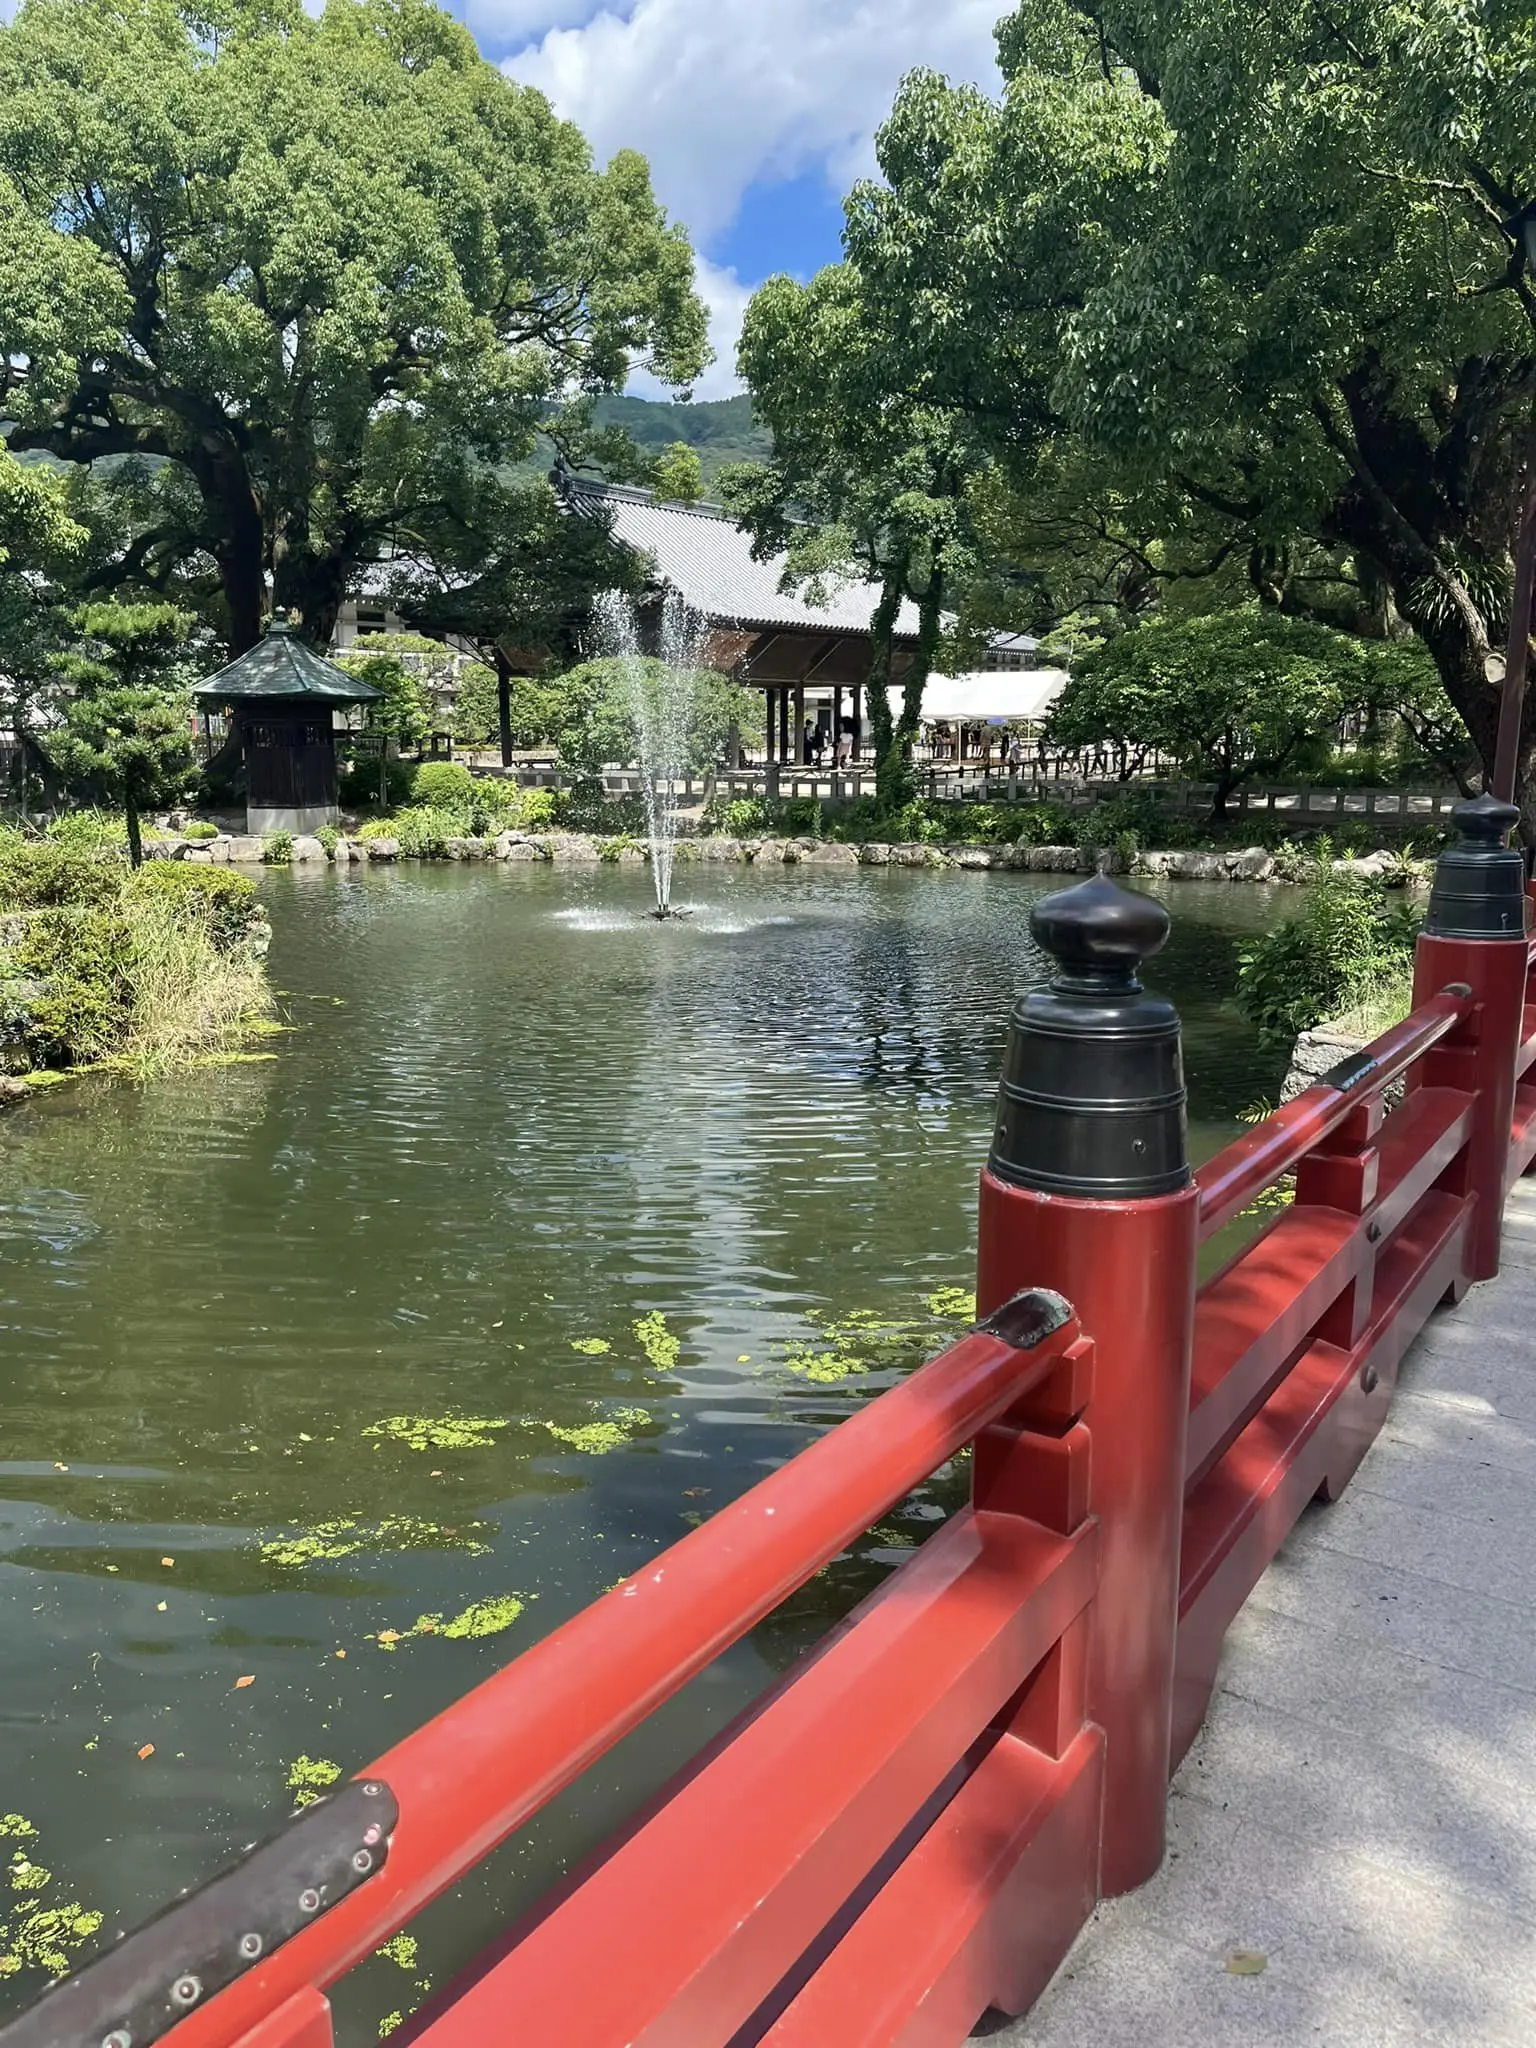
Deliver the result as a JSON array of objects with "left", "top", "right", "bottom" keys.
[{"left": 985, "top": 1179, "right": 1536, "bottom": 2048}]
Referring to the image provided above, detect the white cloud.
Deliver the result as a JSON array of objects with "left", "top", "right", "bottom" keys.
[
  {"left": 504, "top": 0, "right": 1002, "bottom": 248},
  {"left": 629, "top": 253, "right": 751, "bottom": 400},
  {"left": 466, "top": 0, "right": 607, "bottom": 40}
]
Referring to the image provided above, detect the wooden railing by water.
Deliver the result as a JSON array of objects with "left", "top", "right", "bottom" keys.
[{"left": 6, "top": 796, "right": 1533, "bottom": 2048}]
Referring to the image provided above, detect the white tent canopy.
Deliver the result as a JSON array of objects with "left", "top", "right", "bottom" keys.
[{"left": 887, "top": 669, "right": 1069, "bottom": 724}]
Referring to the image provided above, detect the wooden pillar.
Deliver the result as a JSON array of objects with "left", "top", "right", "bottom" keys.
[
  {"left": 764, "top": 689, "right": 776, "bottom": 765},
  {"left": 850, "top": 685, "right": 862, "bottom": 757},
  {"left": 832, "top": 684, "right": 843, "bottom": 758},
  {"left": 778, "top": 687, "right": 790, "bottom": 765},
  {"left": 794, "top": 683, "right": 806, "bottom": 765}
]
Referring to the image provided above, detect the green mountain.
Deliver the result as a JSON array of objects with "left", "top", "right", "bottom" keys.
[{"left": 591, "top": 394, "right": 771, "bottom": 489}]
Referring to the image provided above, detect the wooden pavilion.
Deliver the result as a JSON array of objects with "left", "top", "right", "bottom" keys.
[
  {"left": 193, "top": 617, "right": 383, "bottom": 835},
  {"left": 561, "top": 481, "right": 925, "bottom": 766}
]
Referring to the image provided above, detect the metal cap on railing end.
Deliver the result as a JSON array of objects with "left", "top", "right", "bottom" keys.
[
  {"left": 1426, "top": 793, "right": 1527, "bottom": 939},
  {"left": 989, "top": 875, "right": 1190, "bottom": 1200},
  {"left": 977, "top": 1287, "right": 1074, "bottom": 1350}
]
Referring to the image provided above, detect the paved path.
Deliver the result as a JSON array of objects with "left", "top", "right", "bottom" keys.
[{"left": 985, "top": 1180, "right": 1536, "bottom": 2048}]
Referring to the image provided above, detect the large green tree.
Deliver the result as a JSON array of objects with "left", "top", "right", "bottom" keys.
[
  {"left": 0, "top": 0, "right": 708, "bottom": 655},
  {"left": 859, "top": 2, "right": 1535, "bottom": 819}
]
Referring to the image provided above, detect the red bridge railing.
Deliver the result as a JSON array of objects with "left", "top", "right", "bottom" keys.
[{"left": 7, "top": 793, "right": 1535, "bottom": 2048}]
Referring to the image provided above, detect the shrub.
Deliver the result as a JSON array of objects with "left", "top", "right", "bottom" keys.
[
  {"left": 316, "top": 825, "right": 339, "bottom": 860},
  {"left": 390, "top": 805, "right": 463, "bottom": 857},
  {"left": 0, "top": 846, "right": 270, "bottom": 1074},
  {"left": 1236, "top": 854, "right": 1421, "bottom": 1044},
  {"left": 262, "top": 831, "right": 294, "bottom": 865},
  {"left": 702, "top": 794, "right": 772, "bottom": 838},
  {"left": 0, "top": 842, "right": 124, "bottom": 910},
  {"left": 517, "top": 787, "right": 559, "bottom": 831},
  {"left": 11, "top": 904, "right": 135, "bottom": 1064},
  {"left": 181, "top": 820, "right": 218, "bottom": 841},
  {"left": 125, "top": 864, "right": 258, "bottom": 952},
  {"left": 551, "top": 787, "right": 648, "bottom": 835},
  {"left": 44, "top": 809, "right": 129, "bottom": 853},
  {"left": 409, "top": 760, "right": 476, "bottom": 808}
]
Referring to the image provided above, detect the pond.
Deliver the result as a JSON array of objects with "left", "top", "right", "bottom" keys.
[{"left": 0, "top": 861, "right": 1286, "bottom": 2036}]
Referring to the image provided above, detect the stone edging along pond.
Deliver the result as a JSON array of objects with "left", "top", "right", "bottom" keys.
[{"left": 167, "top": 831, "right": 1427, "bottom": 886}]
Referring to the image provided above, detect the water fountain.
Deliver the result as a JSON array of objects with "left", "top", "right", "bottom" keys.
[{"left": 592, "top": 588, "right": 708, "bottom": 917}]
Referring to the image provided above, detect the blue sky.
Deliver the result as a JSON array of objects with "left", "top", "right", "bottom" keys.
[{"left": 475, "top": 0, "right": 1006, "bottom": 397}]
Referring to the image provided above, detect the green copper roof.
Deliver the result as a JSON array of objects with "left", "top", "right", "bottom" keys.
[{"left": 192, "top": 619, "right": 385, "bottom": 703}]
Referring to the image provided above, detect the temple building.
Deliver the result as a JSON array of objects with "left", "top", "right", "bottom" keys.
[
  {"left": 193, "top": 616, "right": 383, "bottom": 835},
  {"left": 559, "top": 482, "right": 1066, "bottom": 765}
]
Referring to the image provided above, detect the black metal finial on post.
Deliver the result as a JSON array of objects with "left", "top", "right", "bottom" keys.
[
  {"left": 1425, "top": 793, "right": 1526, "bottom": 938},
  {"left": 989, "top": 875, "right": 1190, "bottom": 1200}
]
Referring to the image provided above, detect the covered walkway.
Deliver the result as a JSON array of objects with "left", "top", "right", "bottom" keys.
[{"left": 998, "top": 1181, "right": 1536, "bottom": 2048}]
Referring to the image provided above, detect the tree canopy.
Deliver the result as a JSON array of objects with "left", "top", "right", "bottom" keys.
[
  {"left": 828, "top": 0, "right": 1534, "bottom": 812},
  {"left": 1048, "top": 607, "right": 1437, "bottom": 814},
  {"left": 0, "top": 0, "right": 709, "bottom": 654}
]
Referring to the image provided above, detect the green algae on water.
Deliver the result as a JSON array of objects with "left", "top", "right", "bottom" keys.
[
  {"left": 569, "top": 1337, "right": 612, "bottom": 1356},
  {"left": 1, "top": 1814, "right": 102, "bottom": 1983},
  {"left": 285, "top": 1756, "right": 343, "bottom": 1809},
  {"left": 363, "top": 1414, "right": 511, "bottom": 1452},
  {"left": 924, "top": 1287, "right": 976, "bottom": 1321},
  {"left": 545, "top": 1406, "right": 650, "bottom": 1455},
  {"left": 371, "top": 1594, "right": 527, "bottom": 1652},
  {"left": 261, "top": 1516, "right": 494, "bottom": 1568},
  {"left": 633, "top": 1311, "right": 681, "bottom": 1374}
]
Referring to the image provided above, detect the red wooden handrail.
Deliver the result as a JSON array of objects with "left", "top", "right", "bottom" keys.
[
  {"left": 160, "top": 1303, "right": 1080, "bottom": 2048},
  {"left": 1195, "top": 988, "right": 1472, "bottom": 1240}
]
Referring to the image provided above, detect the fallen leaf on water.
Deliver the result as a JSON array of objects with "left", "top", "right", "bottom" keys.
[
  {"left": 160, "top": 1557, "right": 175, "bottom": 1568},
  {"left": 1225, "top": 1951, "right": 1268, "bottom": 1977},
  {"left": 377, "top": 1630, "right": 401, "bottom": 1647},
  {"left": 491, "top": 1321, "right": 503, "bottom": 1329},
  {"left": 737, "top": 1355, "right": 751, "bottom": 1364},
  {"left": 683, "top": 1488, "right": 710, "bottom": 1498},
  {"left": 335, "top": 1649, "right": 347, "bottom": 1659},
  {"left": 54, "top": 1462, "right": 68, "bottom": 1471},
  {"left": 137, "top": 1743, "right": 155, "bottom": 1760},
  {"left": 156, "top": 1601, "right": 167, "bottom": 1613},
  {"left": 234, "top": 1675, "right": 255, "bottom": 1690}
]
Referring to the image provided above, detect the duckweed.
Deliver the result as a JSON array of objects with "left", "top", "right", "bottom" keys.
[
  {"left": 363, "top": 1414, "right": 510, "bottom": 1452},
  {"left": 569, "top": 1338, "right": 612, "bottom": 1356},
  {"left": 261, "top": 1517, "right": 493, "bottom": 1568},
  {"left": 372, "top": 1594, "right": 527, "bottom": 1651},
  {"left": 633, "top": 1311, "right": 681, "bottom": 1373},
  {"left": 1, "top": 1814, "right": 102, "bottom": 1982},
  {"left": 545, "top": 1407, "right": 650, "bottom": 1456},
  {"left": 924, "top": 1287, "right": 976, "bottom": 1321},
  {"left": 286, "top": 1756, "right": 343, "bottom": 1810}
]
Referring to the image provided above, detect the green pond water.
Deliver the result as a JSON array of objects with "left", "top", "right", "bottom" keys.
[{"left": 0, "top": 861, "right": 1286, "bottom": 2037}]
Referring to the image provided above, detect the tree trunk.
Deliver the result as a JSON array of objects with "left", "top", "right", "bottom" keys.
[
  {"left": 861, "top": 577, "right": 905, "bottom": 793},
  {"left": 125, "top": 798, "right": 143, "bottom": 869},
  {"left": 495, "top": 649, "right": 514, "bottom": 769},
  {"left": 877, "top": 575, "right": 946, "bottom": 812}
]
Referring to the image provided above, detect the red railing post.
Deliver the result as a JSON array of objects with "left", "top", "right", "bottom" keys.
[
  {"left": 1412, "top": 793, "right": 1530, "bottom": 1282},
  {"left": 976, "top": 877, "right": 1197, "bottom": 1898}
]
